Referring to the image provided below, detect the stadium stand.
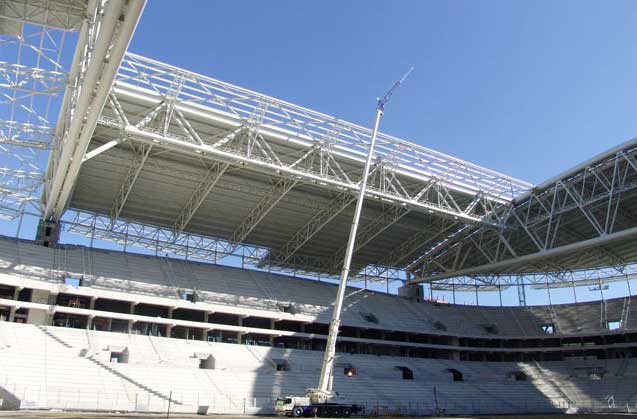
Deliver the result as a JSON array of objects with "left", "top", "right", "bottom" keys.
[
  {"left": 0, "top": 235, "right": 636, "bottom": 414},
  {"left": 0, "top": 321, "right": 634, "bottom": 414}
]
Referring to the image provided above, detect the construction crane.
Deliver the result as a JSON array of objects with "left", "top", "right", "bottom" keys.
[{"left": 276, "top": 67, "right": 415, "bottom": 417}]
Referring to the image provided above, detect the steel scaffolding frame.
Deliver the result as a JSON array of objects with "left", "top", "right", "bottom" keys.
[
  {"left": 0, "top": 4, "right": 75, "bottom": 219},
  {"left": 42, "top": 0, "right": 146, "bottom": 220},
  {"left": 409, "top": 139, "right": 637, "bottom": 284},
  {"left": 3, "top": 0, "right": 636, "bottom": 294},
  {"left": 62, "top": 208, "right": 405, "bottom": 283}
]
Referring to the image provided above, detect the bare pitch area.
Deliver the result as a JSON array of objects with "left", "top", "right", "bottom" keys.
[{"left": 1, "top": 413, "right": 637, "bottom": 419}]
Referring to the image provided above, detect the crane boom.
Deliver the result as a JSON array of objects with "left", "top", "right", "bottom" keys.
[
  {"left": 307, "top": 67, "right": 414, "bottom": 404},
  {"left": 378, "top": 66, "right": 415, "bottom": 111}
]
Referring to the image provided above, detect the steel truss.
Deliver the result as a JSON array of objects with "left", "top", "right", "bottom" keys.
[
  {"left": 410, "top": 140, "right": 637, "bottom": 284},
  {"left": 64, "top": 209, "right": 404, "bottom": 283},
  {"left": 51, "top": 52, "right": 530, "bottom": 276},
  {"left": 99, "top": 54, "right": 530, "bottom": 226},
  {"left": 9, "top": 1, "right": 634, "bottom": 294},
  {"left": 429, "top": 263, "right": 637, "bottom": 292},
  {"left": 0, "top": 7, "right": 75, "bottom": 219},
  {"left": 42, "top": 0, "right": 146, "bottom": 220},
  {"left": 0, "top": 0, "right": 86, "bottom": 31}
]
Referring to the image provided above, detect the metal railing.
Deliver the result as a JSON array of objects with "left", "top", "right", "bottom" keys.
[{"left": 1, "top": 376, "right": 635, "bottom": 415}]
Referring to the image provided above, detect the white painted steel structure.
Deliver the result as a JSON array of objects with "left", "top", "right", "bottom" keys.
[
  {"left": 2, "top": 0, "right": 637, "bottom": 290},
  {"left": 53, "top": 52, "right": 533, "bottom": 282},
  {"left": 0, "top": 0, "right": 85, "bottom": 218},
  {"left": 410, "top": 139, "right": 637, "bottom": 287}
]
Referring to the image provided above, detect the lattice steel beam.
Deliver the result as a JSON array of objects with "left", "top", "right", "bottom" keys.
[
  {"left": 409, "top": 140, "right": 637, "bottom": 283},
  {"left": 0, "top": 121, "right": 52, "bottom": 148},
  {"left": 99, "top": 53, "right": 532, "bottom": 228},
  {"left": 328, "top": 206, "right": 411, "bottom": 273},
  {"left": 109, "top": 142, "right": 151, "bottom": 223},
  {"left": 65, "top": 209, "right": 243, "bottom": 260},
  {"left": 0, "top": 11, "right": 74, "bottom": 219},
  {"left": 377, "top": 220, "right": 463, "bottom": 270},
  {"left": 0, "top": 0, "right": 86, "bottom": 30},
  {"left": 0, "top": 61, "right": 67, "bottom": 95},
  {"left": 227, "top": 176, "right": 298, "bottom": 249},
  {"left": 264, "top": 191, "right": 357, "bottom": 266},
  {"left": 172, "top": 160, "right": 229, "bottom": 235},
  {"left": 42, "top": 0, "right": 146, "bottom": 220}
]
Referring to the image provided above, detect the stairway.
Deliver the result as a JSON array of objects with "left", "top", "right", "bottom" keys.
[
  {"left": 85, "top": 355, "right": 182, "bottom": 405},
  {"left": 37, "top": 325, "right": 74, "bottom": 349}
]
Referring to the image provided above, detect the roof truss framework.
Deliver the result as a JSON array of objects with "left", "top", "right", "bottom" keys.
[
  {"left": 90, "top": 54, "right": 530, "bottom": 221},
  {"left": 54, "top": 52, "right": 532, "bottom": 276},
  {"left": 42, "top": 0, "right": 146, "bottom": 220},
  {"left": 226, "top": 176, "right": 299, "bottom": 253},
  {"left": 429, "top": 264, "right": 637, "bottom": 291},
  {"left": 5, "top": 1, "right": 634, "bottom": 292},
  {"left": 328, "top": 205, "right": 412, "bottom": 273},
  {"left": 410, "top": 140, "right": 637, "bottom": 284},
  {"left": 0, "top": 4, "right": 78, "bottom": 219},
  {"left": 0, "top": 0, "right": 86, "bottom": 31},
  {"left": 262, "top": 190, "right": 357, "bottom": 267},
  {"left": 63, "top": 208, "right": 404, "bottom": 282},
  {"left": 172, "top": 160, "right": 229, "bottom": 236},
  {"left": 109, "top": 141, "right": 152, "bottom": 223}
]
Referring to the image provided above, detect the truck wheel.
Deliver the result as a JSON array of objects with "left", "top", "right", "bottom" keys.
[
  {"left": 293, "top": 407, "right": 304, "bottom": 418},
  {"left": 334, "top": 407, "right": 342, "bottom": 417},
  {"left": 342, "top": 407, "right": 351, "bottom": 418}
]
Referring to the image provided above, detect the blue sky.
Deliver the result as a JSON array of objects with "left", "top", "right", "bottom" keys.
[
  {"left": 2, "top": 1, "right": 637, "bottom": 305},
  {"left": 131, "top": 0, "right": 637, "bottom": 184}
]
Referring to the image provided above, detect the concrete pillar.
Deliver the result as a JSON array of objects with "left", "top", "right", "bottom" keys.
[
  {"left": 205, "top": 312, "right": 214, "bottom": 341},
  {"left": 8, "top": 307, "right": 16, "bottom": 322},
  {"left": 47, "top": 292, "right": 58, "bottom": 306},
  {"left": 86, "top": 315, "right": 94, "bottom": 330},
  {"left": 26, "top": 289, "right": 50, "bottom": 325},
  {"left": 128, "top": 302, "right": 137, "bottom": 334},
  {"left": 89, "top": 296, "right": 97, "bottom": 310},
  {"left": 167, "top": 308, "right": 175, "bottom": 337},
  {"left": 107, "top": 318, "right": 113, "bottom": 332},
  {"left": 237, "top": 316, "right": 244, "bottom": 344},
  {"left": 12, "top": 287, "right": 22, "bottom": 301},
  {"left": 269, "top": 319, "right": 276, "bottom": 346},
  {"left": 202, "top": 328, "right": 210, "bottom": 341}
]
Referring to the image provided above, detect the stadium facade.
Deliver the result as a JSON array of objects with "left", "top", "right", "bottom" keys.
[{"left": 0, "top": 0, "right": 636, "bottom": 415}]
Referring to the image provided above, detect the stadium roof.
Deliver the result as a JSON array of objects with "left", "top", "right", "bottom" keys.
[
  {"left": 43, "top": 52, "right": 532, "bottom": 279},
  {"left": 409, "top": 138, "right": 637, "bottom": 284},
  {"left": 4, "top": 0, "right": 637, "bottom": 288}
]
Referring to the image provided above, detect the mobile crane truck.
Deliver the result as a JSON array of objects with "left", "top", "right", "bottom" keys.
[{"left": 275, "top": 67, "right": 414, "bottom": 418}]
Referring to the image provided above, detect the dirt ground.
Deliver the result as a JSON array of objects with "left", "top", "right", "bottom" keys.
[{"left": 1, "top": 413, "right": 637, "bottom": 419}]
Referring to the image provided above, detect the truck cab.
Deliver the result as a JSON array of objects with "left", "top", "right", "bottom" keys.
[
  {"left": 275, "top": 396, "right": 311, "bottom": 417},
  {"left": 275, "top": 395, "right": 360, "bottom": 417}
]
